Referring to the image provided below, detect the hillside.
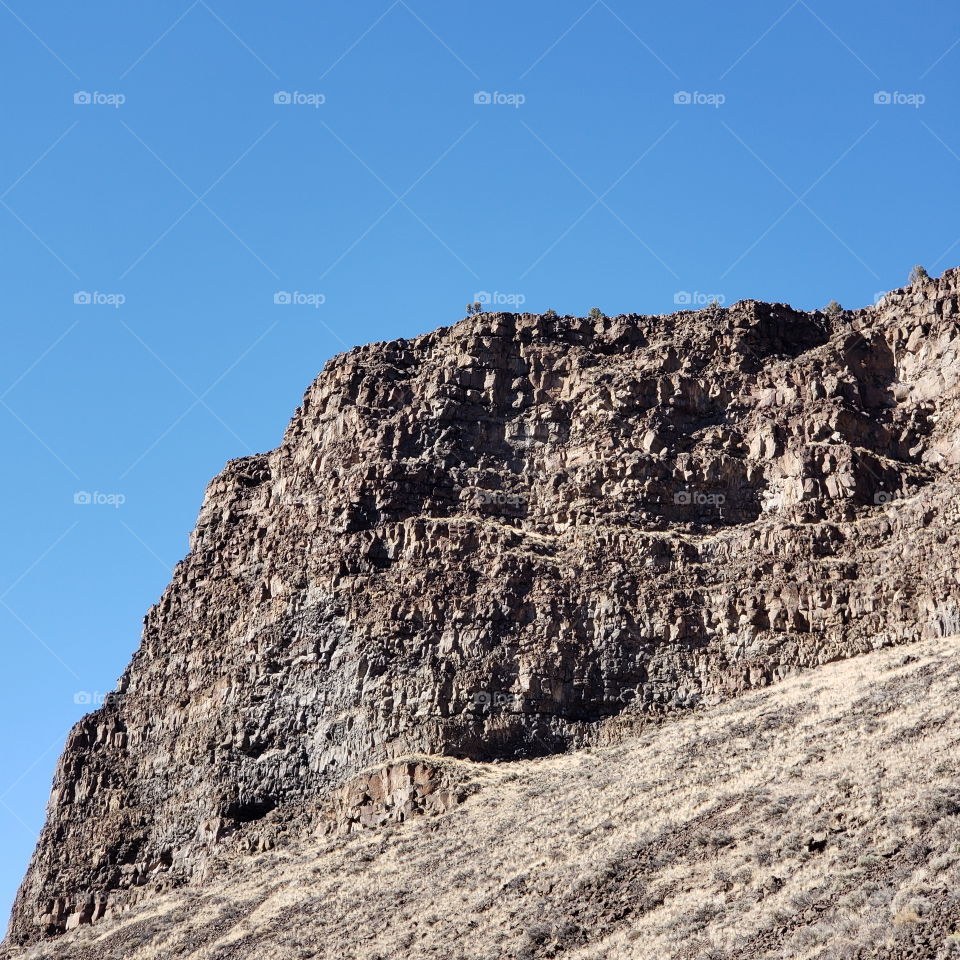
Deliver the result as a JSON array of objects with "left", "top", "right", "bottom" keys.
[
  {"left": 6, "top": 635, "right": 960, "bottom": 960},
  {"left": 5, "top": 269, "right": 960, "bottom": 953}
]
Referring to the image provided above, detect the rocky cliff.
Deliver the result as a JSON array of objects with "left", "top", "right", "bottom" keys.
[{"left": 6, "top": 269, "right": 960, "bottom": 949}]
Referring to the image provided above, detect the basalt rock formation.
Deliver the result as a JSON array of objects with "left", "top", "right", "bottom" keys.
[{"left": 6, "top": 269, "right": 960, "bottom": 950}]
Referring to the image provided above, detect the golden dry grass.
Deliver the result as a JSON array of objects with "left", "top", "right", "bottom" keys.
[{"left": 8, "top": 636, "right": 960, "bottom": 960}]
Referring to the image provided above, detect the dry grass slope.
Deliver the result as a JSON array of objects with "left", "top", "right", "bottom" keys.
[{"left": 8, "top": 637, "right": 960, "bottom": 960}]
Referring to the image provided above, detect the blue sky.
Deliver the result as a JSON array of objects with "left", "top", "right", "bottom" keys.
[{"left": 1, "top": 0, "right": 958, "bottom": 924}]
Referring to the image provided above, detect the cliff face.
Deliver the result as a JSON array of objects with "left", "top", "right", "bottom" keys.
[{"left": 7, "top": 271, "right": 960, "bottom": 947}]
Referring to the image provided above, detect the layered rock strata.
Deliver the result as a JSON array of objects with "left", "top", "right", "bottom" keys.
[{"left": 7, "top": 270, "right": 960, "bottom": 946}]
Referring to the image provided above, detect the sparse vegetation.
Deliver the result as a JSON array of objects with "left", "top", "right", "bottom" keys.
[
  {"left": 588, "top": 306, "right": 604, "bottom": 320},
  {"left": 543, "top": 308, "right": 558, "bottom": 319},
  {"left": 22, "top": 636, "right": 960, "bottom": 960},
  {"left": 465, "top": 302, "right": 484, "bottom": 315},
  {"left": 824, "top": 300, "right": 843, "bottom": 317},
  {"left": 909, "top": 264, "right": 930, "bottom": 284}
]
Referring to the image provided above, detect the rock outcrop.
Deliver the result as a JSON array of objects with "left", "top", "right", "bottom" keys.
[{"left": 6, "top": 269, "right": 960, "bottom": 948}]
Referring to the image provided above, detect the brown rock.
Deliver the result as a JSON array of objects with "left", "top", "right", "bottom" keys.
[{"left": 8, "top": 270, "right": 960, "bottom": 949}]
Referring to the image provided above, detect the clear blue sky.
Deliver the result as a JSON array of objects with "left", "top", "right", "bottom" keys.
[{"left": 1, "top": 0, "right": 958, "bottom": 924}]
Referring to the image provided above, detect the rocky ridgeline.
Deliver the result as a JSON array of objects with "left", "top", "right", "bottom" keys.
[{"left": 6, "top": 270, "right": 960, "bottom": 948}]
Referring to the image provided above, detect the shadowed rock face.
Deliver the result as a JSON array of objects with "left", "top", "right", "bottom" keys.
[{"left": 7, "top": 270, "right": 960, "bottom": 947}]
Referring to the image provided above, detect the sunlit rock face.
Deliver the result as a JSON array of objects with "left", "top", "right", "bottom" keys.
[{"left": 7, "top": 269, "right": 960, "bottom": 947}]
